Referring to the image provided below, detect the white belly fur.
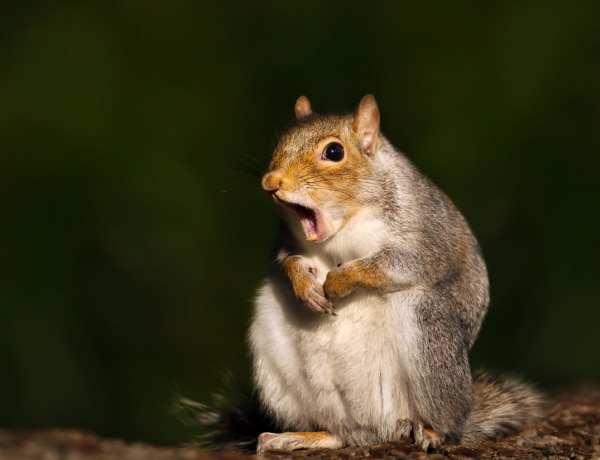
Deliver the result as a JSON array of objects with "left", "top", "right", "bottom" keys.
[{"left": 250, "top": 273, "right": 418, "bottom": 445}]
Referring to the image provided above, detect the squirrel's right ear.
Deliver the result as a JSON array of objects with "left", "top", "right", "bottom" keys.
[
  {"left": 352, "top": 95, "right": 380, "bottom": 156},
  {"left": 295, "top": 96, "right": 313, "bottom": 119}
]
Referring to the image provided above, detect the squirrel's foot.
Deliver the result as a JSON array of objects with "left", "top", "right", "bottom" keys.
[
  {"left": 256, "top": 431, "right": 343, "bottom": 454},
  {"left": 394, "top": 419, "right": 445, "bottom": 451}
]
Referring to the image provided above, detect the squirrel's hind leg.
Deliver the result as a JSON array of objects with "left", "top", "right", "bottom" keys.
[{"left": 256, "top": 431, "right": 344, "bottom": 453}]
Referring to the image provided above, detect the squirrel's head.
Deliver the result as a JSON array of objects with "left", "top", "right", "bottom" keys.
[{"left": 262, "top": 95, "right": 381, "bottom": 243}]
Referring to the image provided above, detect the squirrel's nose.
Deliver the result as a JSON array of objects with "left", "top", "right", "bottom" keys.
[{"left": 262, "top": 171, "right": 283, "bottom": 192}]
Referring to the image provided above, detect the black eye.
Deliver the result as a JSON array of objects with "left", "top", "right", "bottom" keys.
[{"left": 322, "top": 142, "right": 344, "bottom": 162}]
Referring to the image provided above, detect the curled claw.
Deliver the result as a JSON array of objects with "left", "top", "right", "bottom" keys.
[
  {"left": 324, "top": 306, "right": 337, "bottom": 316},
  {"left": 321, "top": 302, "right": 337, "bottom": 316}
]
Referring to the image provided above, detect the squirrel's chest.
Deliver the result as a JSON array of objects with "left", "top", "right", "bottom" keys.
[
  {"left": 299, "top": 291, "right": 394, "bottom": 365},
  {"left": 303, "top": 211, "right": 389, "bottom": 282}
]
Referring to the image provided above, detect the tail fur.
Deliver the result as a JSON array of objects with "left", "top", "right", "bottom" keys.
[
  {"left": 461, "top": 371, "right": 543, "bottom": 443},
  {"left": 174, "top": 376, "right": 275, "bottom": 453}
]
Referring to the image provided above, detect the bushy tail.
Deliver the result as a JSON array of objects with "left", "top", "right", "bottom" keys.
[
  {"left": 461, "top": 371, "right": 544, "bottom": 443},
  {"left": 174, "top": 375, "right": 276, "bottom": 453}
]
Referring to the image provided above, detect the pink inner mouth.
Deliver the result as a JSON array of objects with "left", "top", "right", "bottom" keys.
[{"left": 289, "top": 204, "right": 319, "bottom": 241}]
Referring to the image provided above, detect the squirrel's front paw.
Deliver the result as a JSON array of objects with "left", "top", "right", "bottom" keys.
[
  {"left": 303, "top": 280, "right": 336, "bottom": 316},
  {"left": 283, "top": 256, "right": 335, "bottom": 316},
  {"left": 324, "top": 266, "right": 357, "bottom": 299},
  {"left": 292, "top": 269, "right": 335, "bottom": 316}
]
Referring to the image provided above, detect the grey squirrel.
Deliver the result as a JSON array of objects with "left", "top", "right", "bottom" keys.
[{"left": 183, "top": 95, "right": 542, "bottom": 453}]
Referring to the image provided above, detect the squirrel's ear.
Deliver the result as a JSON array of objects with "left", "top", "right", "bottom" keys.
[
  {"left": 352, "top": 94, "right": 380, "bottom": 156},
  {"left": 295, "top": 96, "right": 313, "bottom": 119}
]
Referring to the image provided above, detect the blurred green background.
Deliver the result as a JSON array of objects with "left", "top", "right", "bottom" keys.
[{"left": 1, "top": 1, "right": 599, "bottom": 447}]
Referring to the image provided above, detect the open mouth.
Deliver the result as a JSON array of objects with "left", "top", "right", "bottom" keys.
[
  {"left": 273, "top": 197, "right": 322, "bottom": 241},
  {"left": 289, "top": 203, "right": 319, "bottom": 241}
]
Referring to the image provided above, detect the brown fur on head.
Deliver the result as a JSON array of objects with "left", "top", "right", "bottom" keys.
[{"left": 261, "top": 95, "right": 382, "bottom": 242}]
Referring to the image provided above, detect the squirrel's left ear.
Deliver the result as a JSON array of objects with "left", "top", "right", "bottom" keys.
[{"left": 352, "top": 95, "right": 380, "bottom": 156}]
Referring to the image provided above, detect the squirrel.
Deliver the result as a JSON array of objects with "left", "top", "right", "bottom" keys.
[{"left": 245, "top": 94, "right": 542, "bottom": 453}]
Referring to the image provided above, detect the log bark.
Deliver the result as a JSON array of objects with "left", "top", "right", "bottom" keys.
[{"left": 2, "top": 388, "right": 599, "bottom": 459}]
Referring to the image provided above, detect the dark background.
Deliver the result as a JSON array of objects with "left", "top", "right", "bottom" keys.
[{"left": 1, "top": 1, "right": 599, "bottom": 447}]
